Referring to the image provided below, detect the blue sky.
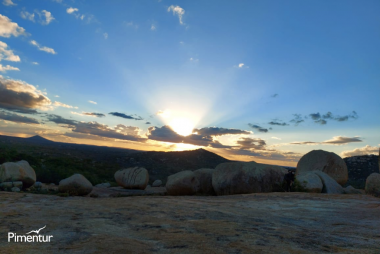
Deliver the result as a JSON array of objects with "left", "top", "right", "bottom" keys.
[{"left": 0, "top": 0, "right": 379, "bottom": 166}]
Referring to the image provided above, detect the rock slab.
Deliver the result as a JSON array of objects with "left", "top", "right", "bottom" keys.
[
  {"left": 58, "top": 174, "right": 93, "bottom": 196},
  {"left": 166, "top": 170, "right": 199, "bottom": 196},
  {"left": 296, "top": 150, "right": 348, "bottom": 185},
  {"left": 212, "top": 161, "right": 287, "bottom": 195},
  {"left": 114, "top": 167, "right": 149, "bottom": 190},
  {"left": 0, "top": 160, "right": 36, "bottom": 188},
  {"left": 314, "top": 171, "right": 344, "bottom": 194}
]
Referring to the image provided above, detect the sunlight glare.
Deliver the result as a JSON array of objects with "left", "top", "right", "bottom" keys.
[{"left": 169, "top": 117, "right": 194, "bottom": 136}]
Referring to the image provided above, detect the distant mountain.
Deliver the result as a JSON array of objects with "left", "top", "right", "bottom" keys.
[
  {"left": 344, "top": 154, "right": 379, "bottom": 189},
  {"left": 25, "top": 135, "right": 54, "bottom": 144}
]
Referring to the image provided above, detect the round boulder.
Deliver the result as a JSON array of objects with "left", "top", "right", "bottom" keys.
[
  {"left": 58, "top": 174, "right": 93, "bottom": 196},
  {"left": 212, "top": 162, "right": 287, "bottom": 196},
  {"left": 296, "top": 150, "right": 348, "bottom": 186},
  {"left": 166, "top": 170, "right": 200, "bottom": 196},
  {"left": 193, "top": 168, "right": 215, "bottom": 195},
  {"left": 365, "top": 173, "right": 380, "bottom": 197},
  {"left": 296, "top": 172, "right": 323, "bottom": 193},
  {"left": 0, "top": 160, "right": 36, "bottom": 188},
  {"left": 152, "top": 179, "right": 162, "bottom": 187},
  {"left": 114, "top": 167, "right": 149, "bottom": 190}
]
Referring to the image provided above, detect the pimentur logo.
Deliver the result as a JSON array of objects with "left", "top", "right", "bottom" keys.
[{"left": 8, "top": 225, "right": 53, "bottom": 242}]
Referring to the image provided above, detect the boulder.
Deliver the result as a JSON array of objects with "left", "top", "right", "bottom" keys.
[
  {"left": 296, "top": 150, "right": 348, "bottom": 185},
  {"left": 296, "top": 172, "right": 323, "bottom": 193},
  {"left": 314, "top": 171, "right": 344, "bottom": 194},
  {"left": 0, "top": 181, "right": 23, "bottom": 190},
  {"left": 11, "top": 187, "right": 20, "bottom": 192},
  {"left": 152, "top": 180, "right": 162, "bottom": 187},
  {"left": 343, "top": 185, "right": 363, "bottom": 194},
  {"left": 365, "top": 173, "right": 380, "bottom": 197},
  {"left": 114, "top": 167, "right": 149, "bottom": 190},
  {"left": 212, "top": 162, "right": 287, "bottom": 196},
  {"left": 58, "top": 174, "right": 93, "bottom": 196},
  {"left": 33, "top": 182, "right": 42, "bottom": 190},
  {"left": 95, "top": 183, "right": 111, "bottom": 188},
  {"left": 166, "top": 171, "right": 200, "bottom": 196},
  {"left": 0, "top": 160, "right": 36, "bottom": 188},
  {"left": 193, "top": 168, "right": 215, "bottom": 195}
]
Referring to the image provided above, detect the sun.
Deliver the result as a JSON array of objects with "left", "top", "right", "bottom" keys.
[{"left": 169, "top": 117, "right": 195, "bottom": 136}]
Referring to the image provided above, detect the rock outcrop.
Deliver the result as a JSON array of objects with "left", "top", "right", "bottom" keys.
[
  {"left": 314, "top": 171, "right": 344, "bottom": 194},
  {"left": 212, "top": 162, "right": 287, "bottom": 195},
  {"left": 365, "top": 173, "right": 380, "bottom": 197},
  {"left": 343, "top": 185, "right": 363, "bottom": 194},
  {"left": 193, "top": 168, "right": 215, "bottom": 195},
  {"left": 296, "top": 150, "right": 348, "bottom": 185},
  {"left": 0, "top": 160, "right": 36, "bottom": 188},
  {"left": 0, "top": 181, "right": 23, "bottom": 190},
  {"left": 114, "top": 167, "right": 149, "bottom": 190},
  {"left": 152, "top": 180, "right": 162, "bottom": 187},
  {"left": 166, "top": 171, "right": 200, "bottom": 196},
  {"left": 296, "top": 172, "right": 323, "bottom": 193},
  {"left": 58, "top": 174, "right": 93, "bottom": 196}
]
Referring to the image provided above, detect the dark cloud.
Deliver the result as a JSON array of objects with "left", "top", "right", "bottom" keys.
[
  {"left": 0, "top": 111, "right": 39, "bottom": 124},
  {"left": 109, "top": 112, "right": 143, "bottom": 120},
  {"left": 194, "top": 127, "right": 251, "bottom": 136},
  {"left": 291, "top": 136, "right": 362, "bottom": 145},
  {"left": 147, "top": 125, "right": 232, "bottom": 148},
  {"left": 248, "top": 123, "right": 268, "bottom": 133},
  {"left": 46, "top": 114, "right": 78, "bottom": 126},
  {"left": 83, "top": 112, "right": 105, "bottom": 117},
  {"left": 0, "top": 77, "right": 51, "bottom": 114},
  {"left": 309, "top": 113, "right": 321, "bottom": 120},
  {"left": 145, "top": 122, "right": 151, "bottom": 124},
  {"left": 289, "top": 114, "right": 304, "bottom": 125},
  {"left": 315, "top": 119, "right": 327, "bottom": 125},
  {"left": 271, "top": 93, "right": 278, "bottom": 98},
  {"left": 308, "top": 111, "right": 358, "bottom": 124},
  {"left": 322, "top": 112, "right": 333, "bottom": 119},
  {"left": 268, "top": 121, "right": 288, "bottom": 126},
  {"left": 236, "top": 137, "right": 266, "bottom": 150}
]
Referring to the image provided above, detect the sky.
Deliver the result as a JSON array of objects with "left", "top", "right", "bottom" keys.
[{"left": 0, "top": 0, "right": 379, "bottom": 166}]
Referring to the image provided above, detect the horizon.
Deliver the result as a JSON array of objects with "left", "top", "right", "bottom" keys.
[{"left": 0, "top": 0, "right": 379, "bottom": 167}]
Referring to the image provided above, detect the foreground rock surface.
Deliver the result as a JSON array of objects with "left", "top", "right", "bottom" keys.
[
  {"left": 296, "top": 150, "right": 348, "bottom": 185},
  {"left": 0, "top": 160, "right": 36, "bottom": 188},
  {"left": 114, "top": 167, "right": 149, "bottom": 190},
  {"left": 0, "top": 192, "right": 379, "bottom": 253},
  {"left": 365, "top": 173, "right": 380, "bottom": 197},
  {"left": 212, "top": 162, "right": 287, "bottom": 195},
  {"left": 166, "top": 170, "right": 200, "bottom": 196},
  {"left": 58, "top": 174, "right": 93, "bottom": 196}
]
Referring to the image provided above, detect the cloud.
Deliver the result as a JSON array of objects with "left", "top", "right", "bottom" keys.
[
  {"left": 88, "top": 100, "right": 97, "bottom": 104},
  {"left": 30, "top": 40, "right": 57, "bottom": 54},
  {"left": 236, "top": 137, "right": 266, "bottom": 150},
  {"left": 0, "top": 64, "right": 19, "bottom": 72},
  {"left": 46, "top": 114, "right": 78, "bottom": 126},
  {"left": 32, "top": 62, "right": 39, "bottom": 65},
  {"left": 289, "top": 114, "right": 304, "bottom": 125},
  {"left": 148, "top": 125, "right": 232, "bottom": 148},
  {"left": 124, "top": 21, "right": 138, "bottom": 29},
  {"left": 145, "top": 122, "right": 151, "bottom": 124},
  {"left": 309, "top": 111, "right": 358, "bottom": 124},
  {"left": 0, "top": 111, "right": 39, "bottom": 124},
  {"left": 151, "top": 24, "right": 156, "bottom": 30},
  {"left": 2, "top": 0, "right": 16, "bottom": 6},
  {"left": 341, "top": 145, "right": 379, "bottom": 157},
  {"left": 20, "top": 11, "right": 35, "bottom": 22},
  {"left": 109, "top": 112, "right": 143, "bottom": 120},
  {"left": 53, "top": 101, "right": 78, "bottom": 109},
  {"left": 103, "top": 33, "right": 108, "bottom": 39},
  {"left": 291, "top": 136, "right": 363, "bottom": 146},
  {"left": 248, "top": 123, "right": 268, "bottom": 133},
  {"left": 38, "top": 10, "right": 55, "bottom": 25},
  {"left": 268, "top": 121, "right": 288, "bottom": 126},
  {"left": 309, "top": 113, "right": 321, "bottom": 120},
  {"left": 0, "top": 14, "right": 26, "bottom": 37},
  {"left": 71, "top": 111, "right": 105, "bottom": 118},
  {"left": 271, "top": 137, "right": 281, "bottom": 140},
  {"left": 0, "top": 41, "right": 20, "bottom": 62},
  {"left": 194, "top": 127, "right": 251, "bottom": 136},
  {"left": 271, "top": 94, "right": 278, "bottom": 98},
  {"left": 66, "top": 7, "right": 78, "bottom": 14},
  {"left": 167, "top": 5, "right": 185, "bottom": 25},
  {"left": 238, "top": 63, "right": 244, "bottom": 68},
  {"left": 0, "top": 76, "right": 51, "bottom": 114}
]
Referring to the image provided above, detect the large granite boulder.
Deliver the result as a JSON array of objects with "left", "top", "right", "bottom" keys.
[
  {"left": 193, "top": 168, "right": 215, "bottom": 195},
  {"left": 212, "top": 162, "right": 287, "bottom": 196},
  {"left": 314, "top": 171, "right": 344, "bottom": 194},
  {"left": 166, "top": 170, "right": 200, "bottom": 196},
  {"left": 58, "top": 174, "right": 93, "bottom": 196},
  {"left": 365, "top": 173, "right": 380, "bottom": 197},
  {"left": 296, "top": 150, "right": 348, "bottom": 186},
  {"left": 0, "top": 160, "right": 36, "bottom": 188},
  {"left": 114, "top": 167, "right": 149, "bottom": 190},
  {"left": 296, "top": 172, "right": 323, "bottom": 193}
]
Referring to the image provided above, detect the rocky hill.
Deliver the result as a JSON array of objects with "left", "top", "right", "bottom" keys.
[{"left": 344, "top": 154, "right": 379, "bottom": 189}]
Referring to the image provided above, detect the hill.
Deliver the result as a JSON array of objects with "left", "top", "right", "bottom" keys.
[{"left": 344, "top": 154, "right": 379, "bottom": 188}]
